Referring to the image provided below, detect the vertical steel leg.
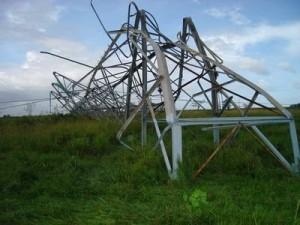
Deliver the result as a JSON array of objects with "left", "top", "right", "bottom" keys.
[
  {"left": 171, "top": 124, "right": 182, "bottom": 179},
  {"left": 289, "top": 120, "right": 300, "bottom": 172},
  {"left": 213, "top": 126, "right": 220, "bottom": 145},
  {"left": 141, "top": 11, "right": 148, "bottom": 146},
  {"left": 125, "top": 12, "right": 140, "bottom": 119},
  {"left": 184, "top": 18, "right": 220, "bottom": 144},
  {"left": 49, "top": 92, "right": 52, "bottom": 114}
]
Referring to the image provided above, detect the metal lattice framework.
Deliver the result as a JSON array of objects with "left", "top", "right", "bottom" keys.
[{"left": 43, "top": 1, "right": 300, "bottom": 179}]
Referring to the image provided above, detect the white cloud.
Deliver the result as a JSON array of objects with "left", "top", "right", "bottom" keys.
[
  {"left": 286, "top": 39, "right": 300, "bottom": 55},
  {"left": 4, "top": 1, "right": 64, "bottom": 25},
  {"left": 205, "top": 7, "right": 250, "bottom": 25},
  {"left": 257, "top": 79, "right": 269, "bottom": 89},
  {"left": 21, "top": 51, "right": 40, "bottom": 69},
  {"left": 203, "top": 18, "right": 300, "bottom": 58},
  {"left": 204, "top": 36, "right": 269, "bottom": 75},
  {"left": 6, "top": 11, "right": 25, "bottom": 25},
  {"left": 0, "top": 36, "right": 103, "bottom": 116},
  {"left": 294, "top": 81, "right": 300, "bottom": 89},
  {"left": 48, "top": 6, "right": 65, "bottom": 22},
  {"left": 278, "top": 62, "right": 296, "bottom": 74},
  {"left": 192, "top": 0, "right": 202, "bottom": 3},
  {"left": 26, "top": 51, "right": 38, "bottom": 62},
  {"left": 0, "top": 0, "right": 64, "bottom": 40},
  {"left": 240, "top": 23, "right": 300, "bottom": 54},
  {"left": 39, "top": 38, "right": 88, "bottom": 55},
  {"left": 205, "top": 8, "right": 226, "bottom": 18},
  {"left": 0, "top": 38, "right": 99, "bottom": 91},
  {"left": 0, "top": 0, "right": 100, "bottom": 115},
  {"left": 203, "top": 21, "right": 300, "bottom": 75},
  {"left": 38, "top": 28, "right": 47, "bottom": 33},
  {"left": 238, "top": 57, "right": 269, "bottom": 75}
]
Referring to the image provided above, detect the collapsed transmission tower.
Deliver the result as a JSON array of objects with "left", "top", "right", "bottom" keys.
[{"left": 42, "top": 1, "right": 300, "bottom": 179}]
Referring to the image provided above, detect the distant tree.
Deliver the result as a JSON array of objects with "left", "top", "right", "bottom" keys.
[{"left": 290, "top": 103, "right": 300, "bottom": 108}]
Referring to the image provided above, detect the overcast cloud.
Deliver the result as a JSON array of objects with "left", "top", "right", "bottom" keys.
[{"left": 0, "top": 0, "right": 299, "bottom": 115}]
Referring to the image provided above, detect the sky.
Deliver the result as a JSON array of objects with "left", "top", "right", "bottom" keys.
[{"left": 0, "top": 0, "right": 300, "bottom": 116}]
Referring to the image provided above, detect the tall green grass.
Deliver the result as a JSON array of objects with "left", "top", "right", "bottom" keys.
[{"left": 0, "top": 112, "right": 300, "bottom": 225}]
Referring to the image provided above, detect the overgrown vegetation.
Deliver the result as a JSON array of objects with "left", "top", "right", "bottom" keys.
[{"left": 1, "top": 110, "right": 300, "bottom": 225}]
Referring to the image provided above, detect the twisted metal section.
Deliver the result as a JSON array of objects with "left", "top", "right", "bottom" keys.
[{"left": 43, "top": 1, "right": 300, "bottom": 179}]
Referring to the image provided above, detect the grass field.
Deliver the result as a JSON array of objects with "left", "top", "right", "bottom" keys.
[{"left": 1, "top": 109, "right": 300, "bottom": 225}]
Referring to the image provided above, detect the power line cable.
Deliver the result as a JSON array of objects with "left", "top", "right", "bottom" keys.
[
  {"left": 0, "top": 99, "right": 54, "bottom": 111},
  {"left": 0, "top": 98, "right": 51, "bottom": 104}
]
